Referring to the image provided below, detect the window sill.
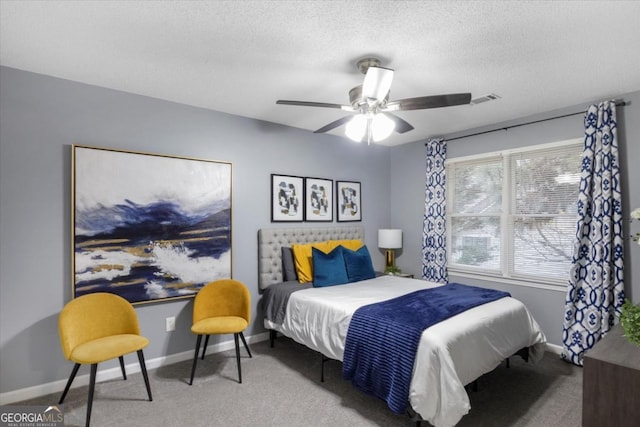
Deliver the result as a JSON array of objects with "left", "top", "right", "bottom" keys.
[{"left": 447, "top": 269, "right": 567, "bottom": 293}]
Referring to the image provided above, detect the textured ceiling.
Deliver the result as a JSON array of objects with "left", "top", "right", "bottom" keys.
[{"left": 1, "top": 1, "right": 640, "bottom": 146}]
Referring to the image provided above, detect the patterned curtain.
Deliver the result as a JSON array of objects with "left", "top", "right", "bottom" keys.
[
  {"left": 422, "top": 139, "right": 448, "bottom": 283},
  {"left": 561, "top": 100, "right": 625, "bottom": 366}
]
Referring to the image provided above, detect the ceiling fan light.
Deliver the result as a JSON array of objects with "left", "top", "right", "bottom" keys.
[
  {"left": 345, "top": 114, "right": 367, "bottom": 142},
  {"left": 372, "top": 113, "right": 395, "bottom": 142}
]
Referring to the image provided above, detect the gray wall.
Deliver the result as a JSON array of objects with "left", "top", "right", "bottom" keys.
[
  {"left": 391, "top": 91, "right": 640, "bottom": 346},
  {"left": 1, "top": 65, "right": 638, "bottom": 399},
  {"left": 0, "top": 67, "right": 392, "bottom": 396}
]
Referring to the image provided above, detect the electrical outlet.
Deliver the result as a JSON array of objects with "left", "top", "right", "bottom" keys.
[{"left": 165, "top": 316, "right": 176, "bottom": 332}]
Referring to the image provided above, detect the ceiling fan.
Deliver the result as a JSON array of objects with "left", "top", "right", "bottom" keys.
[{"left": 276, "top": 57, "right": 472, "bottom": 144}]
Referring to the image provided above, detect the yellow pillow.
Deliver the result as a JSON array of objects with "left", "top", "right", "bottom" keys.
[
  {"left": 292, "top": 241, "right": 333, "bottom": 283},
  {"left": 327, "top": 239, "right": 363, "bottom": 251}
]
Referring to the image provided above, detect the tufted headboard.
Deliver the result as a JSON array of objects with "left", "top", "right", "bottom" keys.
[{"left": 258, "top": 226, "right": 365, "bottom": 290}]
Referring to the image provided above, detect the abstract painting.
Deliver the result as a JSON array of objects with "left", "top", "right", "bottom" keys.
[
  {"left": 72, "top": 145, "right": 232, "bottom": 304},
  {"left": 336, "top": 180, "right": 362, "bottom": 222},
  {"left": 305, "top": 177, "right": 333, "bottom": 222},
  {"left": 271, "top": 174, "right": 304, "bottom": 222}
]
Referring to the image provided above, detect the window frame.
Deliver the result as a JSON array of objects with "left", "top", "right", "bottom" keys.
[{"left": 445, "top": 138, "right": 583, "bottom": 290}]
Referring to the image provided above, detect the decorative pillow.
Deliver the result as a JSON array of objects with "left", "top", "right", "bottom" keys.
[
  {"left": 281, "top": 246, "right": 297, "bottom": 282},
  {"left": 343, "top": 245, "right": 376, "bottom": 282},
  {"left": 312, "top": 246, "right": 349, "bottom": 287},
  {"left": 327, "top": 239, "right": 364, "bottom": 252},
  {"left": 292, "top": 241, "right": 333, "bottom": 283}
]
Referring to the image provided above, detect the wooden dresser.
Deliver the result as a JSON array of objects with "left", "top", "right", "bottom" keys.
[{"left": 582, "top": 324, "right": 640, "bottom": 427}]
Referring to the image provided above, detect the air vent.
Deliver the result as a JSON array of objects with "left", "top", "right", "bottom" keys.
[{"left": 470, "top": 93, "right": 501, "bottom": 105}]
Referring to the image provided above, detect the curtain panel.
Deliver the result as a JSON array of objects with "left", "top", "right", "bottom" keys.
[
  {"left": 561, "top": 100, "right": 625, "bottom": 366},
  {"left": 422, "top": 139, "right": 448, "bottom": 283}
]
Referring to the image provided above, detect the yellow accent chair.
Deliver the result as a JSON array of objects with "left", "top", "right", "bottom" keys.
[
  {"left": 189, "top": 279, "right": 252, "bottom": 385},
  {"left": 58, "top": 293, "right": 152, "bottom": 427}
]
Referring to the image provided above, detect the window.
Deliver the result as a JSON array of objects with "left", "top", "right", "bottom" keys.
[{"left": 446, "top": 139, "right": 582, "bottom": 285}]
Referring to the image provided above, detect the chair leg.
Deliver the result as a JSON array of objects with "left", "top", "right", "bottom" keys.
[
  {"left": 119, "top": 356, "right": 127, "bottom": 380},
  {"left": 239, "top": 332, "right": 252, "bottom": 358},
  {"left": 189, "top": 335, "right": 202, "bottom": 385},
  {"left": 137, "top": 350, "right": 153, "bottom": 401},
  {"left": 86, "top": 363, "right": 97, "bottom": 427},
  {"left": 59, "top": 363, "right": 81, "bottom": 404},
  {"left": 201, "top": 335, "right": 210, "bottom": 360},
  {"left": 234, "top": 333, "right": 242, "bottom": 384}
]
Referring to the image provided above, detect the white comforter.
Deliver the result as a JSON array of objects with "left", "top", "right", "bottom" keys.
[{"left": 264, "top": 275, "right": 546, "bottom": 427}]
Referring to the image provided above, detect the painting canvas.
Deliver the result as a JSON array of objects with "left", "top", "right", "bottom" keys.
[
  {"left": 305, "top": 177, "right": 333, "bottom": 222},
  {"left": 336, "top": 180, "right": 362, "bottom": 222},
  {"left": 72, "top": 145, "right": 232, "bottom": 305},
  {"left": 271, "top": 174, "right": 304, "bottom": 222}
]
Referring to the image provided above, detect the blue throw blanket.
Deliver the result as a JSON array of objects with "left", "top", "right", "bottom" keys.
[{"left": 342, "top": 283, "right": 510, "bottom": 414}]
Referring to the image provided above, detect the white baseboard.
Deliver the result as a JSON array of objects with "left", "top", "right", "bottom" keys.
[
  {"left": 0, "top": 332, "right": 269, "bottom": 406},
  {"left": 545, "top": 342, "right": 563, "bottom": 355}
]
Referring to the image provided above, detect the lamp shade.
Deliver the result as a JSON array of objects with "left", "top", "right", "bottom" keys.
[
  {"left": 371, "top": 113, "right": 395, "bottom": 141},
  {"left": 345, "top": 113, "right": 395, "bottom": 143},
  {"left": 378, "top": 229, "right": 402, "bottom": 249},
  {"left": 345, "top": 114, "right": 367, "bottom": 142}
]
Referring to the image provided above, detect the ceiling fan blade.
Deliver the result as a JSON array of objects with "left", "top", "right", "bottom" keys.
[
  {"left": 383, "top": 113, "right": 414, "bottom": 134},
  {"left": 276, "top": 100, "right": 354, "bottom": 111},
  {"left": 385, "top": 93, "right": 472, "bottom": 111},
  {"left": 314, "top": 116, "right": 353, "bottom": 134},
  {"left": 362, "top": 67, "right": 394, "bottom": 100}
]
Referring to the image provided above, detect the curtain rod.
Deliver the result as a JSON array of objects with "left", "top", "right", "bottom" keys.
[{"left": 429, "top": 100, "right": 627, "bottom": 143}]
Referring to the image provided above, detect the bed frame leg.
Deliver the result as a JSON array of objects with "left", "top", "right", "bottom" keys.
[
  {"left": 506, "top": 347, "right": 529, "bottom": 368},
  {"left": 269, "top": 330, "right": 277, "bottom": 348},
  {"left": 515, "top": 347, "right": 530, "bottom": 362},
  {"left": 320, "top": 354, "right": 328, "bottom": 382}
]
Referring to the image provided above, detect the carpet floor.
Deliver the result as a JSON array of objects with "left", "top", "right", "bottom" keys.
[{"left": 16, "top": 337, "right": 583, "bottom": 426}]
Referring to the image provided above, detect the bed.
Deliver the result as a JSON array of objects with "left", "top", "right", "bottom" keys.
[{"left": 258, "top": 226, "right": 546, "bottom": 427}]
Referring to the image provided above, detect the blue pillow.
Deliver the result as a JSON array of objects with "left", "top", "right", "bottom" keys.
[
  {"left": 312, "top": 246, "right": 349, "bottom": 287},
  {"left": 343, "top": 245, "right": 376, "bottom": 282}
]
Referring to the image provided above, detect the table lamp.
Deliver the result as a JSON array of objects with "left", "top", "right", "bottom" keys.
[{"left": 378, "top": 229, "right": 402, "bottom": 271}]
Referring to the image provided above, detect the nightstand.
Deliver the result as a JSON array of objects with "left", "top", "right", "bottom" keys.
[
  {"left": 393, "top": 273, "right": 414, "bottom": 278},
  {"left": 377, "top": 272, "right": 414, "bottom": 278},
  {"left": 376, "top": 272, "right": 415, "bottom": 279},
  {"left": 582, "top": 324, "right": 640, "bottom": 427}
]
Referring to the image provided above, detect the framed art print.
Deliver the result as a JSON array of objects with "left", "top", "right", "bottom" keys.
[
  {"left": 271, "top": 174, "right": 304, "bottom": 222},
  {"left": 72, "top": 145, "right": 232, "bottom": 305},
  {"left": 305, "top": 177, "right": 333, "bottom": 222},
  {"left": 336, "top": 180, "right": 362, "bottom": 222}
]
